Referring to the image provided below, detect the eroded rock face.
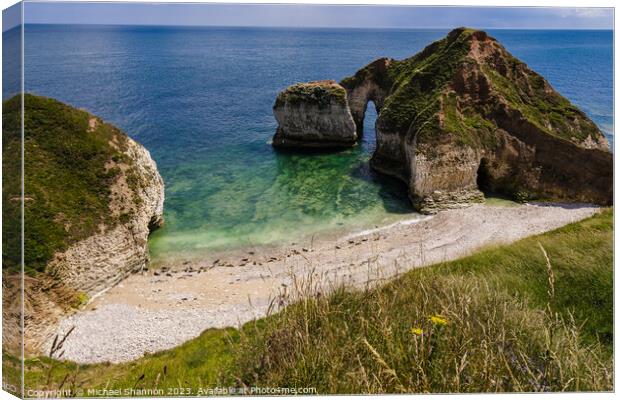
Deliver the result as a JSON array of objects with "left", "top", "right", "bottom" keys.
[
  {"left": 2, "top": 94, "right": 164, "bottom": 354},
  {"left": 343, "top": 28, "right": 612, "bottom": 213},
  {"left": 272, "top": 80, "right": 357, "bottom": 149},
  {"left": 46, "top": 135, "right": 164, "bottom": 296},
  {"left": 340, "top": 58, "right": 393, "bottom": 135}
]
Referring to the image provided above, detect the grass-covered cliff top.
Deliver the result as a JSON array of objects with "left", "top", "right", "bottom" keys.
[
  {"left": 10, "top": 209, "right": 612, "bottom": 393},
  {"left": 377, "top": 28, "right": 475, "bottom": 140},
  {"left": 275, "top": 80, "right": 347, "bottom": 108},
  {"left": 346, "top": 27, "right": 606, "bottom": 149},
  {"left": 2, "top": 94, "right": 141, "bottom": 273}
]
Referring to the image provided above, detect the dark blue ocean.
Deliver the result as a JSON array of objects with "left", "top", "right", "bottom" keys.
[{"left": 5, "top": 25, "right": 614, "bottom": 261}]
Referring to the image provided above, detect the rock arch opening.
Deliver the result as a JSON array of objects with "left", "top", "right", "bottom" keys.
[
  {"left": 361, "top": 100, "right": 379, "bottom": 152},
  {"left": 476, "top": 158, "right": 492, "bottom": 193}
]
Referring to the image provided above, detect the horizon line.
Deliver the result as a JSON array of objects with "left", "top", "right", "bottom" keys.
[{"left": 12, "top": 22, "right": 615, "bottom": 31}]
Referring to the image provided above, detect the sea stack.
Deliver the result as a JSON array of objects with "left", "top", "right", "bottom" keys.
[
  {"left": 272, "top": 80, "right": 357, "bottom": 149},
  {"left": 274, "top": 28, "right": 613, "bottom": 213}
]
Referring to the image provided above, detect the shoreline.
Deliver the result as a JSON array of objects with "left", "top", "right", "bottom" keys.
[
  {"left": 147, "top": 208, "right": 425, "bottom": 268},
  {"left": 343, "top": 215, "right": 433, "bottom": 240},
  {"left": 52, "top": 202, "right": 601, "bottom": 364}
]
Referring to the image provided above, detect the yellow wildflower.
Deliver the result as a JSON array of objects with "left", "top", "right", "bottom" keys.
[
  {"left": 410, "top": 327, "right": 424, "bottom": 336},
  {"left": 429, "top": 315, "right": 448, "bottom": 326}
]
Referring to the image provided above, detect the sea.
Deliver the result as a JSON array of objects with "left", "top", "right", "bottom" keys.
[{"left": 3, "top": 25, "right": 614, "bottom": 262}]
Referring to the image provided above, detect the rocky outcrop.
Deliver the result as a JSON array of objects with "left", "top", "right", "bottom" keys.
[
  {"left": 367, "top": 28, "right": 611, "bottom": 213},
  {"left": 2, "top": 94, "right": 164, "bottom": 353},
  {"left": 46, "top": 134, "right": 164, "bottom": 296},
  {"left": 272, "top": 80, "right": 357, "bottom": 149},
  {"left": 274, "top": 28, "right": 613, "bottom": 213},
  {"left": 340, "top": 57, "right": 393, "bottom": 135}
]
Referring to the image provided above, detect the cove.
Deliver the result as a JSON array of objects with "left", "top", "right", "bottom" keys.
[{"left": 17, "top": 26, "right": 613, "bottom": 263}]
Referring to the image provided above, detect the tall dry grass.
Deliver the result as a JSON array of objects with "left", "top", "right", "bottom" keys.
[{"left": 236, "top": 240, "right": 612, "bottom": 393}]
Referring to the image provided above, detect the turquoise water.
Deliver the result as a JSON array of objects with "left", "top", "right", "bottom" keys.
[{"left": 10, "top": 26, "right": 613, "bottom": 261}]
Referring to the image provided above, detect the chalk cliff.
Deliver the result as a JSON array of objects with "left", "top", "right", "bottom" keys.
[
  {"left": 45, "top": 135, "right": 164, "bottom": 295},
  {"left": 2, "top": 94, "right": 164, "bottom": 353}
]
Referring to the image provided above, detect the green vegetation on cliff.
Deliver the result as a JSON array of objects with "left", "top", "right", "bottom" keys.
[
  {"left": 15, "top": 209, "right": 612, "bottom": 393},
  {"left": 379, "top": 29, "right": 474, "bottom": 139},
  {"left": 441, "top": 91, "right": 498, "bottom": 148},
  {"left": 275, "top": 80, "right": 347, "bottom": 108},
  {"left": 342, "top": 27, "right": 605, "bottom": 150},
  {"left": 2, "top": 94, "right": 140, "bottom": 273},
  {"left": 480, "top": 63, "right": 598, "bottom": 143}
]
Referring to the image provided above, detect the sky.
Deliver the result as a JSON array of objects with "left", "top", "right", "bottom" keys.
[{"left": 2, "top": 2, "right": 615, "bottom": 32}]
